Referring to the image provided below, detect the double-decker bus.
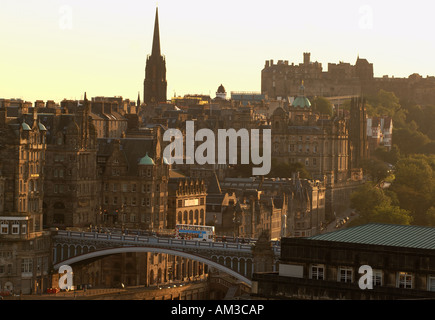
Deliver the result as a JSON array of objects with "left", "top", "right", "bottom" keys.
[{"left": 175, "top": 224, "right": 215, "bottom": 242}]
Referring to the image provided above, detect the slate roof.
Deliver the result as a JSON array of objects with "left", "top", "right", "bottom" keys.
[{"left": 308, "top": 223, "right": 435, "bottom": 250}]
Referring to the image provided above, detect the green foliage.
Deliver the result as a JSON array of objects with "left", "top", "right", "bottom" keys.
[
  {"left": 361, "top": 158, "right": 390, "bottom": 183},
  {"left": 390, "top": 155, "right": 435, "bottom": 225},
  {"left": 267, "top": 159, "right": 311, "bottom": 179},
  {"left": 393, "top": 127, "right": 431, "bottom": 155},
  {"left": 312, "top": 97, "right": 333, "bottom": 117},
  {"left": 350, "top": 183, "right": 412, "bottom": 225},
  {"left": 373, "top": 145, "right": 400, "bottom": 165},
  {"left": 426, "top": 207, "right": 435, "bottom": 227}
]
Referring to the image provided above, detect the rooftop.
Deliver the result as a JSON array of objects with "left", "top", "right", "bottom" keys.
[{"left": 308, "top": 223, "right": 435, "bottom": 250}]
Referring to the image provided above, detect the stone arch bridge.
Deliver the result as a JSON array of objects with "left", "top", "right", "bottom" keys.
[{"left": 52, "top": 230, "right": 281, "bottom": 287}]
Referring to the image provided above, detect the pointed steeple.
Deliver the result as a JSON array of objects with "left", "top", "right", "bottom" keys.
[
  {"left": 151, "top": 7, "right": 161, "bottom": 57},
  {"left": 144, "top": 7, "right": 167, "bottom": 105}
]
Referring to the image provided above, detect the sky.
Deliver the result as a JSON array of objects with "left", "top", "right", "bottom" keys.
[{"left": 1, "top": 0, "right": 435, "bottom": 103}]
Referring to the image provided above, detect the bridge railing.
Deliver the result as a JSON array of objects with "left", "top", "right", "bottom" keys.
[
  {"left": 55, "top": 230, "right": 261, "bottom": 252},
  {"left": 55, "top": 231, "right": 280, "bottom": 256}
]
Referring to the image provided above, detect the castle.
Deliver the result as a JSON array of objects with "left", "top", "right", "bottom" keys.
[{"left": 262, "top": 52, "right": 435, "bottom": 106}]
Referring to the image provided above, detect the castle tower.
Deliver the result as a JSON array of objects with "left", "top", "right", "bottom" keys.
[{"left": 144, "top": 7, "right": 167, "bottom": 105}]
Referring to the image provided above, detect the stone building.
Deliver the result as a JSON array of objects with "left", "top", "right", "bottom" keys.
[
  {"left": 262, "top": 52, "right": 435, "bottom": 106},
  {"left": 144, "top": 7, "right": 167, "bottom": 105},
  {"left": 39, "top": 95, "right": 99, "bottom": 229},
  {"left": 270, "top": 83, "right": 350, "bottom": 183},
  {"left": 216, "top": 175, "right": 326, "bottom": 239},
  {"left": 167, "top": 175, "right": 207, "bottom": 229},
  {"left": 96, "top": 130, "right": 170, "bottom": 231},
  {"left": 0, "top": 102, "right": 51, "bottom": 295},
  {"left": 252, "top": 223, "right": 435, "bottom": 300},
  {"left": 366, "top": 116, "right": 393, "bottom": 153}
]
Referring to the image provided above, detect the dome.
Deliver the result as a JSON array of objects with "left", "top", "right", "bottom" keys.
[
  {"left": 217, "top": 84, "right": 226, "bottom": 93},
  {"left": 292, "top": 81, "right": 311, "bottom": 108},
  {"left": 139, "top": 152, "right": 155, "bottom": 165},
  {"left": 292, "top": 96, "right": 311, "bottom": 108},
  {"left": 21, "top": 122, "right": 31, "bottom": 131},
  {"left": 163, "top": 156, "right": 170, "bottom": 165}
]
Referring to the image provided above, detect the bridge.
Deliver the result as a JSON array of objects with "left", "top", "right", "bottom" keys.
[{"left": 52, "top": 230, "right": 281, "bottom": 286}]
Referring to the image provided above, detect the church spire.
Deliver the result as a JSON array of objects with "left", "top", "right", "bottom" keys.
[
  {"left": 144, "top": 7, "right": 167, "bottom": 105},
  {"left": 151, "top": 7, "right": 161, "bottom": 57}
]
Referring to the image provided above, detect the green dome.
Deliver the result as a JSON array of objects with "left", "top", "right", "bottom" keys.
[
  {"left": 292, "top": 81, "right": 311, "bottom": 108},
  {"left": 292, "top": 96, "right": 311, "bottom": 108},
  {"left": 139, "top": 152, "right": 155, "bottom": 165}
]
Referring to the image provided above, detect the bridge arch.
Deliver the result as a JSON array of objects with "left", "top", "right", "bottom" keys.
[{"left": 53, "top": 246, "right": 252, "bottom": 287}]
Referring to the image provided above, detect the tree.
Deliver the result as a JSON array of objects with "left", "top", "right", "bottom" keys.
[
  {"left": 312, "top": 97, "right": 333, "bottom": 117},
  {"left": 390, "top": 156, "right": 435, "bottom": 225},
  {"left": 361, "top": 158, "right": 390, "bottom": 183},
  {"left": 267, "top": 160, "right": 311, "bottom": 179},
  {"left": 426, "top": 207, "right": 435, "bottom": 227},
  {"left": 350, "top": 183, "right": 391, "bottom": 215},
  {"left": 393, "top": 127, "right": 430, "bottom": 156},
  {"left": 350, "top": 183, "right": 412, "bottom": 226},
  {"left": 373, "top": 145, "right": 400, "bottom": 165}
]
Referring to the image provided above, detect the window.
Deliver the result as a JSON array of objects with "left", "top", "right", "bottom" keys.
[
  {"left": 122, "top": 184, "right": 128, "bottom": 192},
  {"left": 11, "top": 221, "right": 20, "bottom": 235},
  {"left": 1, "top": 221, "right": 9, "bottom": 234},
  {"left": 21, "top": 258, "right": 33, "bottom": 273},
  {"left": 398, "top": 272, "right": 412, "bottom": 289},
  {"left": 113, "top": 197, "right": 118, "bottom": 205},
  {"left": 310, "top": 264, "right": 324, "bottom": 280},
  {"left": 132, "top": 184, "right": 136, "bottom": 192},
  {"left": 428, "top": 276, "right": 435, "bottom": 292},
  {"left": 373, "top": 270, "right": 383, "bottom": 286},
  {"left": 339, "top": 267, "right": 353, "bottom": 283}
]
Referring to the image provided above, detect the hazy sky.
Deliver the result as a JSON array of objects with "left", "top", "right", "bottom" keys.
[{"left": 1, "top": 0, "right": 435, "bottom": 103}]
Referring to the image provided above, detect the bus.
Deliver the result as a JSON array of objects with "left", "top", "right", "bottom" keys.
[{"left": 175, "top": 224, "right": 215, "bottom": 242}]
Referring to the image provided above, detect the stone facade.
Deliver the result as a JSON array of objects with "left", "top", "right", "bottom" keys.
[
  {"left": 97, "top": 130, "right": 170, "bottom": 231},
  {"left": 167, "top": 176, "right": 207, "bottom": 229},
  {"left": 0, "top": 102, "right": 51, "bottom": 295},
  {"left": 252, "top": 226, "right": 435, "bottom": 299},
  {"left": 262, "top": 52, "right": 435, "bottom": 106}
]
